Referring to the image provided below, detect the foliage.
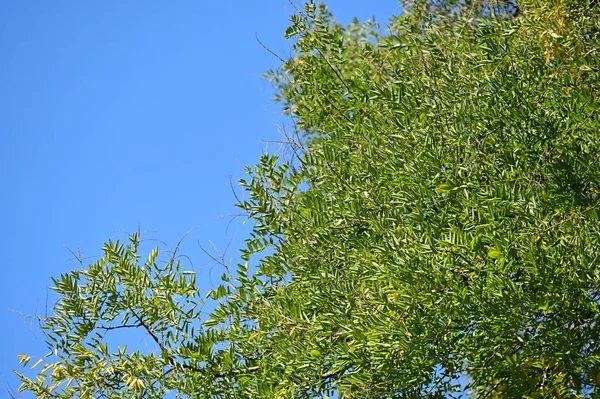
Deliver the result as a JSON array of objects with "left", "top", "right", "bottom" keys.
[{"left": 15, "top": 0, "right": 600, "bottom": 398}]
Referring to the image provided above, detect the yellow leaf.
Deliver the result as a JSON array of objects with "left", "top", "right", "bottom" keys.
[
  {"left": 125, "top": 376, "right": 135, "bottom": 388},
  {"left": 31, "top": 358, "right": 44, "bottom": 369},
  {"left": 135, "top": 379, "right": 146, "bottom": 391},
  {"left": 41, "top": 363, "right": 54, "bottom": 373}
]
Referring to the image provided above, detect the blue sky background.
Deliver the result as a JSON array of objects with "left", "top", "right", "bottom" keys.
[{"left": 0, "top": 1, "right": 401, "bottom": 397}]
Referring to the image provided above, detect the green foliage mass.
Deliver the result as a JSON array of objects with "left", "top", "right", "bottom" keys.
[{"left": 15, "top": 1, "right": 600, "bottom": 398}]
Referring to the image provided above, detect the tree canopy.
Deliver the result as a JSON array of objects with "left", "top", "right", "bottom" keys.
[{"left": 15, "top": 0, "right": 600, "bottom": 398}]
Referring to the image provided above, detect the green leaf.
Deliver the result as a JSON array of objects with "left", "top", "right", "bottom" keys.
[
  {"left": 487, "top": 249, "right": 502, "bottom": 259},
  {"left": 437, "top": 183, "right": 453, "bottom": 194}
]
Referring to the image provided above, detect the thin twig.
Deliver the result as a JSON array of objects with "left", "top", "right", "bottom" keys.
[
  {"left": 316, "top": 48, "right": 351, "bottom": 93},
  {"left": 286, "top": 0, "right": 302, "bottom": 14},
  {"left": 255, "top": 34, "right": 286, "bottom": 63}
]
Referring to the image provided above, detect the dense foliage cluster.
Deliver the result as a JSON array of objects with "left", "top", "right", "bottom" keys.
[{"left": 16, "top": 1, "right": 600, "bottom": 398}]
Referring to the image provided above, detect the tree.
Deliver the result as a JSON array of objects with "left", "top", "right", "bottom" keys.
[{"left": 15, "top": 0, "right": 600, "bottom": 397}]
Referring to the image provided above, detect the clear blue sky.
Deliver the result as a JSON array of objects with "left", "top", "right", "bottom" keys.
[{"left": 0, "top": 2, "right": 401, "bottom": 396}]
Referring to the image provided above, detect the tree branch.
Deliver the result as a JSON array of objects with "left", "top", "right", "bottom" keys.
[{"left": 97, "top": 323, "right": 143, "bottom": 331}]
